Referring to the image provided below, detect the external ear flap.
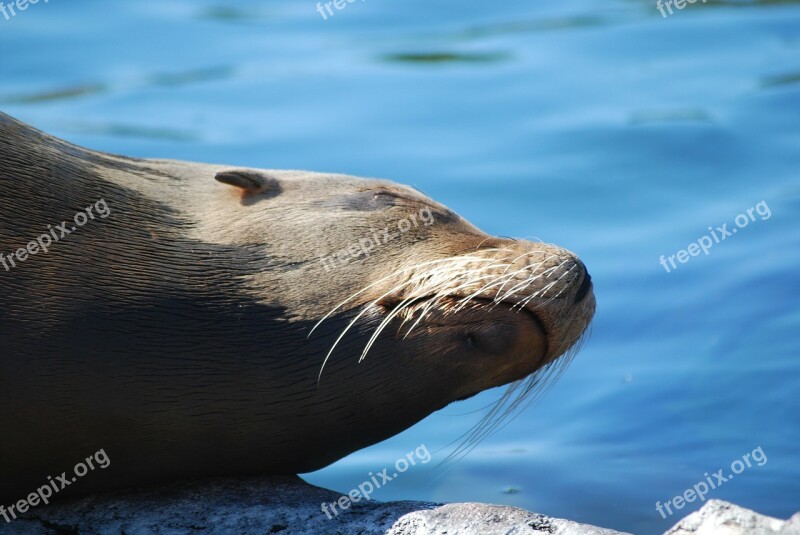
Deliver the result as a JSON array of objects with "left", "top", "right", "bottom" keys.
[{"left": 215, "top": 169, "right": 279, "bottom": 194}]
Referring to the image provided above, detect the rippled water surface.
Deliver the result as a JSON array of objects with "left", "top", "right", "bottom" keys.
[{"left": 3, "top": 1, "right": 798, "bottom": 533}]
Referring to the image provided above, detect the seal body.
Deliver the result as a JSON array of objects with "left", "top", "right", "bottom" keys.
[{"left": 0, "top": 113, "right": 594, "bottom": 501}]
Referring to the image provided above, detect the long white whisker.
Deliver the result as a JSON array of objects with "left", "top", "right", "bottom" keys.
[
  {"left": 359, "top": 296, "right": 419, "bottom": 362},
  {"left": 494, "top": 254, "right": 560, "bottom": 303},
  {"left": 309, "top": 254, "right": 500, "bottom": 338},
  {"left": 316, "top": 254, "right": 507, "bottom": 381},
  {"left": 511, "top": 260, "right": 569, "bottom": 310},
  {"left": 400, "top": 266, "right": 504, "bottom": 339},
  {"left": 456, "top": 256, "right": 555, "bottom": 314}
]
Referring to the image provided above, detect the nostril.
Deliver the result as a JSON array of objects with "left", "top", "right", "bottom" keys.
[{"left": 574, "top": 271, "right": 592, "bottom": 303}]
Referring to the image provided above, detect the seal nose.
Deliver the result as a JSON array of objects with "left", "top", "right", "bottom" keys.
[{"left": 573, "top": 269, "right": 592, "bottom": 304}]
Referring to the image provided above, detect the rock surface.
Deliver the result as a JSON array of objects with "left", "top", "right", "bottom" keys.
[
  {"left": 664, "top": 500, "right": 800, "bottom": 535},
  {"left": 0, "top": 477, "right": 795, "bottom": 534}
]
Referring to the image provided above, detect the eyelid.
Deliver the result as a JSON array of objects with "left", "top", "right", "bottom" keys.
[{"left": 370, "top": 188, "right": 417, "bottom": 203}]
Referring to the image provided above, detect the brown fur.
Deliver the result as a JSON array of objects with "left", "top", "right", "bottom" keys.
[{"left": 0, "top": 112, "right": 594, "bottom": 502}]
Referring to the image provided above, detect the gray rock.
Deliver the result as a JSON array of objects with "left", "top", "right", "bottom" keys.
[
  {"left": 782, "top": 514, "right": 800, "bottom": 535},
  {"left": 2, "top": 478, "right": 796, "bottom": 534},
  {"left": 2, "top": 476, "right": 628, "bottom": 535},
  {"left": 664, "top": 499, "right": 798, "bottom": 535},
  {"left": 385, "top": 502, "right": 628, "bottom": 535}
]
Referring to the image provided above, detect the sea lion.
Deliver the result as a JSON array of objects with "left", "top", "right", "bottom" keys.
[{"left": 0, "top": 112, "right": 594, "bottom": 505}]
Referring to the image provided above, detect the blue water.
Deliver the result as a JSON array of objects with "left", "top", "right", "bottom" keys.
[{"left": 2, "top": 1, "right": 798, "bottom": 533}]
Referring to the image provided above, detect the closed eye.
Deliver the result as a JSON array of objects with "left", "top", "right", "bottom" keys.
[{"left": 341, "top": 188, "right": 420, "bottom": 211}]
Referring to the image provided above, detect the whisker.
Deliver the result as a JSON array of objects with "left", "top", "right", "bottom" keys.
[
  {"left": 494, "top": 254, "right": 559, "bottom": 304},
  {"left": 401, "top": 270, "right": 505, "bottom": 339},
  {"left": 309, "top": 255, "right": 501, "bottom": 338},
  {"left": 511, "top": 259, "right": 570, "bottom": 310},
  {"left": 359, "top": 295, "right": 420, "bottom": 362},
  {"left": 316, "top": 254, "right": 506, "bottom": 381}
]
